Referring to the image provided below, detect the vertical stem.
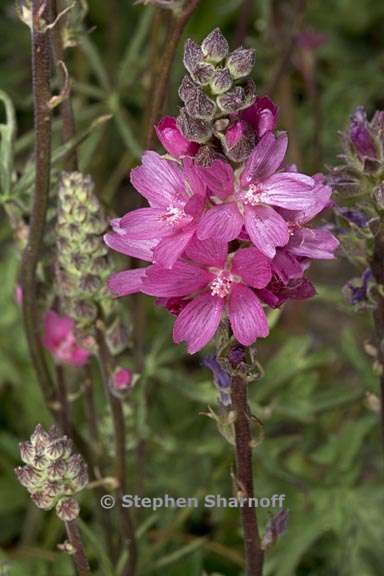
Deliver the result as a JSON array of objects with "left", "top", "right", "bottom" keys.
[
  {"left": 145, "top": 0, "right": 200, "bottom": 148},
  {"left": 49, "top": 0, "right": 78, "bottom": 171},
  {"left": 65, "top": 520, "right": 92, "bottom": 576},
  {"left": 234, "top": 0, "right": 254, "bottom": 45},
  {"left": 21, "top": 0, "right": 56, "bottom": 404},
  {"left": 56, "top": 365, "right": 72, "bottom": 436},
  {"left": 96, "top": 327, "right": 137, "bottom": 576},
  {"left": 231, "top": 376, "right": 264, "bottom": 576},
  {"left": 371, "top": 233, "right": 384, "bottom": 459}
]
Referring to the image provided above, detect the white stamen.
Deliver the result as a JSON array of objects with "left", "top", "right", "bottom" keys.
[
  {"left": 162, "top": 206, "right": 185, "bottom": 225},
  {"left": 242, "top": 183, "right": 264, "bottom": 206},
  {"left": 209, "top": 271, "right": 233, "bottom": 298}
]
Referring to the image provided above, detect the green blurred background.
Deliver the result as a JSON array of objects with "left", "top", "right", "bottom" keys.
[{"left": 1, "top": 0, "right": 384, "bottom": 574}]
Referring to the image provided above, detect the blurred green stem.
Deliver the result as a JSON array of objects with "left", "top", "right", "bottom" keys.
[
  {"left": 96, "top": 324, "right": 137, "bottom": 576},
  {"left": 145, "top": 0, "right": 200, "bottom": 148},
  {"left": 65, "top": 520, "right": 91, "bottom": 576},
  {"left": 231, "top": 376, "right": 264, "bottom": 576},
  {"left": 21, "top": 0, "right": 55, "bottom": 404},
  {"left": 49, "top": 0, "right": 78, "bottom": 171}
]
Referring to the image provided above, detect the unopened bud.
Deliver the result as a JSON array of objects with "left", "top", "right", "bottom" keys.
[
  {"left": 201, "top": 28, "right": 229, "bottom": 63},
  {"left": 32, "top": 491, "right": 57, "bottom": 511},
  {"left": 183, "top": 39, "right": 203, "bottom": 76},
  {"left": 179, "top": 76, "right": 216, "bottom": 120},
  {"left": 227, "top": 47, "right": 256, "bottom": 79},
  {"left": 210, "top": 67, "right": 232, "bottom": 95},
  {"left": 177, "top": 108, "right": 212, "bottom": 144},
  {"left": 56, "top": 497, "right": 80, "bottom": 521}
]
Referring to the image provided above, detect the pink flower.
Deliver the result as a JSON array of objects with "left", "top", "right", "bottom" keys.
[
  {"left": 43, "top": 311, "right": 90, "bottom": 367},
  {"left": 116, "top": 151, "right": 206, "bottom": 268},
  {"left": 155, "top": 116, "right": 200, "bottom": 159},
  {"left": 111, "top": 368, "right": 133, "bottom": 395},
  {"left": 140, "top": 237, "right": 272, "bottom": 353},
  {"left": 197, "top": 132, "right": 316, "bottom": 258},
  {"left": 241, "top": 97, "right": 279, "bottom": 138}
]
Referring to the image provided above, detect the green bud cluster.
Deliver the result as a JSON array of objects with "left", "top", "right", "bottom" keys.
[
  {"left": 55, "top": 171, "right": 131, "bottom": 352},
  {"left": 15, "top": 424, "right": 88, "bottom": 522},
  {"left": 177, "top": 28, "right": 256, "bottom": 146}
]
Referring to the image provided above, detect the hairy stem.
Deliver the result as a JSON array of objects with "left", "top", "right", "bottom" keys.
[
  {"left": 371, "top": 233, "right": 384, "bottom": 459},
  {"left": 49, "top": 0, "right": 78, "bottom": 171},
  {"left": 65, "top": 520, "right": 91, "bottom": 576},
  {"left": 231, "top": 376, "right": 263, "bottom": 576},
  {"left": 21, "top": 0, "right": 55, "bottom": 404},
  {"left": 145, "top": 0, "right": 200, "bottom": 148},
  {"left": 96, "top": 327, "right": 137, "bottom": 576}
]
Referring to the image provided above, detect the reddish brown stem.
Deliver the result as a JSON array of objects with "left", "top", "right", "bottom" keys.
[
  {"left": 21, "top": 0, "right": 55, "bottom": 404},
  {"left": 231, "top": 376, "right": 264, "bottom": 576},
  {"left": 145, "top": 0, "right": 200, "bottom": 148},
  {"left": 96, "top": 327, "right": 137, "bottom": 576},
  {"left": 234, "top": 0, "right": 254, "bottom": 45},
  {"left": 65, "top": 520, "right": 91, "bottom": 576}
]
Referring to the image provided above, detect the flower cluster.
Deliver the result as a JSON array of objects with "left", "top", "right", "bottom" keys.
[
  {"left": 106, "top": 29, "right": 339, "bottom": 354},
  {"left": 15, "top": 425, "right": 88, "bottom": 522},
  {"left": 333, "top": 106, "right": 384, "bottom": 307}
]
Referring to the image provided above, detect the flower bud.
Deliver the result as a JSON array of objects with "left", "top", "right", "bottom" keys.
[
  {"left": 217, "top": 80, "right": 256, "bottom": 114},
  {"left": 190, "top": 62, "right": 215, "bottom": 86},
  {"left": 177, "top": 108, "right": 213, "bottom": 144},
  {"left": 349, "top": 107, "right": 378, "bottom": 161},
  {"left": 241, "top": 97, "right": 279, "bottom": 138},
  {"left": 155, "top": 116, "right": 199, "bottom": 159},
  {"left": 19, "top": 441, "right": 35, "bottom": 466},
  {"left": 32, "top": 491, "right": 56, "bottom": 511},
  {"left": 201, "top": 28, "right": 229, "bottom": 63},
  {"left": 66, "top": 454, "right": 85, "bottom": 479},
  {"left": 15, "top": 466, "right": 44, "bottom": 492},
  {"left": 47, "top": 460, "right": 67, "bottom": 481},
  {"left": 220, "top": 119, "right": 256, "bottom": 162},
  {"left": 183, "top": 39, "right": 203, "bottom": 76},
  {"left": 227, "top": 47, "right": 256, "bottom": 79},
  {"left": 179, "top": 76, "right": 216, "bottom": 120},
  {"left": 31, "top": 424, "right": 50, "bottom": 454},
  {"left": 56, "top": 497, "right": 80, "bottom": 522},
  {"left": 210, "top": 67, "right": 232, "bottom": 95}
]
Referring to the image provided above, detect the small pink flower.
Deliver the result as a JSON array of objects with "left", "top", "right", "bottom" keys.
[
  {"left": 197, "top": 132, "right": 317, "bottom": 258},
  {"left": 43, "top": 311, "right": 90, "bottom": 367},
  {"left": 141, "top": 237, "right": 272, "bottom": 353},
  {"left": 115, "top": 151, "right": 207, "bottom": 269},
  {"left": 241, "top": 97, "right": 279, "bottom": 138},
  {"left": 112, "top": 368, "right": 133, "bottom": 391},
  {"left": 155, "top": 116, "right": 200, "bottom": 159}
]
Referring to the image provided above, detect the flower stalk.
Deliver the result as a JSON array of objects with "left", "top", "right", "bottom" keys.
[
  {"left": 231, "top": 375, "right": 264, "bottom": 575},
  {"left": 65, "top": 520, "right": 92, "bottom": 576},
  {"left": 21, "top": 0, "right": 55, "bottom": 404}
]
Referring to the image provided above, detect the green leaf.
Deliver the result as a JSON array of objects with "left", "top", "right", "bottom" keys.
[{"left": 0, "top": 90, "right": 16, "bottom": 201}]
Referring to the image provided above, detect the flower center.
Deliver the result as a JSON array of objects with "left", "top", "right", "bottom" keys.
[
  {"left": 162, "top": 206, "right": 186, "bottom": 225},
  {"left": 209, "top": 271, "right": 233, "bottom": 298},
  {"left": 242, "top": 183, "right": 264, "bottom": 206},
  {"left": 288, "top": 222, "right": 301, "bottom": 236}
]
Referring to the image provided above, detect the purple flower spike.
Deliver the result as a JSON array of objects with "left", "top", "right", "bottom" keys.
[
  {"left": 344, "top": 268, "right": 372, "bottom": 306},
  {"left": 349, "top": 107, "right": 378, "bottom": 161}
]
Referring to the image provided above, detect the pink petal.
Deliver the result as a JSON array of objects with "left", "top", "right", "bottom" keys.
[
  {"left": 232, "top": 247, "right": 272, "bottom": 288},
  {"left": 142, "top": 262, "right": 211, "bottom": 297},
  {"left": 44, "top": 311, "right": 73, "bottom": 347},
  {"left": 104, "top": 232, "right": 156, "bottom": 262},
  {"left": 119, "top": 208, "right": 176, "bottom": 240},
  {"left": 241, "top": 132, "right": 288, "bottom": 186},
  {"left": 152, "top": 228, "right": 195, "bottom": 269},
  {"left": 70, "top": 347, "right": 91, "bottom": 367},
  {"left": 244, "top": 205, "right": 289, "bottom": 258},
  {"left": 185, "top": 235, "right": 228, "bottom": 267},
  {"left": 183, "top": 157, "right": 206, "bottom": 197},
  {"left": 288, "top": 228, "right": 339, "bottom": 259},
  {"left": 155, "top": 116, "right": 199, "bottom": 159},
  {"left": 108, "top": 268, "right": 147, "bottom": 297},
  {"left": 272, "top": 250, "right": 304, "bottom": 284},
  {"left": 197, "top": 160, "right": 234, "bottom": 199},
  {"left": 197, "top": 202, "right": 243, "bottom": 242},
  {"left": 130, "top": 151, "right": 186, "bottom": 208},
  {"left": 173, "top": 293, "right": 224, "bottom": 353},
  {"left": 262, "top": 173, "right": 315, "bottom": 210},
  {"left": 241, "top": 96, "right": 279, "bottom": 138},
  {"left": 229, "top": 285, "right": 269, "bottom": 345}
]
